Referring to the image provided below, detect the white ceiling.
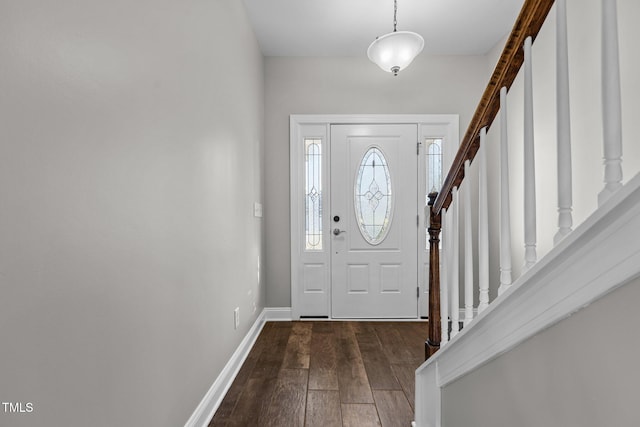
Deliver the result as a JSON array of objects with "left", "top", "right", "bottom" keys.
[{"left": 242, "top": 0, "right": 525, "bottom": 57}]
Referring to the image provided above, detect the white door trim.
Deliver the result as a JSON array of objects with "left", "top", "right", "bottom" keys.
[{"left": 290, "top": 114, "right": 459, "bottom": 320}]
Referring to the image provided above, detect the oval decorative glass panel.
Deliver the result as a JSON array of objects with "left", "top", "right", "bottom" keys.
[{"left": 354, "top": 147, "right": 393, "bottom": 245}]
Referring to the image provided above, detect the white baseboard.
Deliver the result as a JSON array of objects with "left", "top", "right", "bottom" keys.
[
  {"left": 185, "top": 304, "right": 430, "bottom": 425},
  {"left": 184, "top": 309, "right": 268, "bottom": 427},
  {"left": 263, "top": 307, "right": 293, "bottom": 321},
  {"left": 185, "top": 305, "right": 428, "bottom": 426},
  {"left": 285, "top": 305, "right": 429, "bottom": 322}
]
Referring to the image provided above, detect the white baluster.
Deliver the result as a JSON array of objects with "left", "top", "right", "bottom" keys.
[
  {"left": 451, "top": 188, "right": 460, "bottom": 337},
  {"left": 598, "top": 0, "right": 623, "bottom": 206},
  {"left": 499, "top": 87, "right": 513, "bottom": 295},
  {"left": 440, "top": 208, "right": 449, "bottom": 346},
  {"left": 478, "top": 127, "right": 490, "bottom": 311},
  {"left": 463, "top": 161, "right": 474, "bottom": 325},
  {"left": 555, "top": 0, "right": 573, "bottom": 245},
  {"left": 523, "top": 36, "right": 537, "bottom": 270}
]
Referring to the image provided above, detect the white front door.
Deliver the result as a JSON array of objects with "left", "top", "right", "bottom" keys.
[{"left": 330, "top": 124, "right": 418, "bottom": 318}]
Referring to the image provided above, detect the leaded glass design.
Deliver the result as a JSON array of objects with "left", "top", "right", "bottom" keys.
[
  {"left": 427, "top": 138, "right": 443, "bottom": 195},
  {"left": 426, "top": 138, "right": 443, "bottom": 250},
  {"left": 354, "top": 147, "right": 393, "bottom": 245},
  {"left": 305, "top": 138, "right": 322, "bottom": 250}
]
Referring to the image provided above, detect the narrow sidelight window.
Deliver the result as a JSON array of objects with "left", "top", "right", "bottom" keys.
[
  {"left": 426, "top": 138, "right": 443, "bottom": 196},
  {"left": 425, "top": 137, "right": 443, "bottom": 249},
  {"left": 305, "top": 138, "right": 322, "bottom": 250}
]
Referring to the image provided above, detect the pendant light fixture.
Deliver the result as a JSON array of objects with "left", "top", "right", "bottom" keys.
[{"left": 367, "top": 0, "right": 424, "bottom": 76}]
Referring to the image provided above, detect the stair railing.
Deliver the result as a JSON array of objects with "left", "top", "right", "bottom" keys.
[{"left": 425, "top": 0, "right": 626, "bottom": 358}]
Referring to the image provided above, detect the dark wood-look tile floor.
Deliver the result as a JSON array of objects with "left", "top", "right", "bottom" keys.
[{"left": 209, "top": 321, "right": 427, "bottom": 427}]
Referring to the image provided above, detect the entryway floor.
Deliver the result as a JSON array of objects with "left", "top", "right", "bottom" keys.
[{"left": 209, "top": 321, "right": 427, "bottom": 427}]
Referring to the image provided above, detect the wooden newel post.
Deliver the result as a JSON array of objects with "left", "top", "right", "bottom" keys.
[{"left": 426, "top": 191, "right": 442, "bottom": 359}]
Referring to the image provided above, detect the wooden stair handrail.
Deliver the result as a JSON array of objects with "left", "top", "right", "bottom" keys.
[
  {"left": 426, "top": 0, "right": 556, "bottom": 360},
  {"left": 433, "top": 0, "right": 555, "bottom": 215}
]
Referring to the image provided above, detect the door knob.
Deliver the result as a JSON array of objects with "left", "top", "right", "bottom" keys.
[{"left": 333, "top": 228, "right": 347, "bottom": 236}]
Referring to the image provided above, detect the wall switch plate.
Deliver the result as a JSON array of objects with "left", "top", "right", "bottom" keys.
[
  {"left": 234, "top": 307, "right": 240, "bottom": 329},
  {"left": 253, "top": 202, "right": 263, "bottom": 218}
]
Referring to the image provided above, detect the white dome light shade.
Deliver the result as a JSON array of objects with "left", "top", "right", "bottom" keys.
[{"left": 367, "top": 31, "right": 424, "bottom": 76}]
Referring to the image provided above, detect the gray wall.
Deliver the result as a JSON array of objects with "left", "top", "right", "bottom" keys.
[
  {"left": 442, "top": 275, "right": 640, "bottom": 427},
  {"left": 0, "top": 1, "right": 264, "bottom": 426},
  {"left": 264, "top": 55, "right": 490, "bottom": 307}
]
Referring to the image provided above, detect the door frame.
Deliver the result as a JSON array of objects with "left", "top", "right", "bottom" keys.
[{"left": 290, "top": 114, "right": 459, "bottom": 320}]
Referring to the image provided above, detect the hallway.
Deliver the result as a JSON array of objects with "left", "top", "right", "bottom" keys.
[{"left": 209, "top": 321, "right": 426, "bottom": 426}]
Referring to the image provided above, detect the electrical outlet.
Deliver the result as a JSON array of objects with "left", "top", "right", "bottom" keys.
[{"left": 234, "top": 307, "right": 240, "bottom": 329}]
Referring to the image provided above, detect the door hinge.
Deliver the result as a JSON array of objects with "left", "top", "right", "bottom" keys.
[
  {"left": 417, "top": 214, "right": 419, "bottom": 227},
  {"left": 416, "top": 141, "right": 421, "bottom": 155},
  {"left": 417, "top": 286, "right": 420, "bottom": 298}
]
